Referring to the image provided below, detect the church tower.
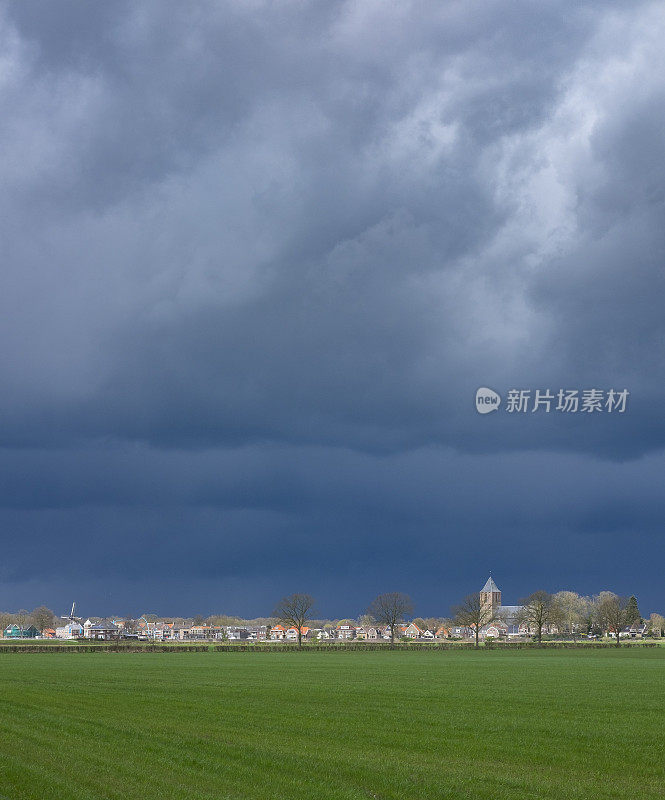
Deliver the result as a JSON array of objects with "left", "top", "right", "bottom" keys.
[{"left": 480, "top": 575, "right": 501, "bottom": 612}]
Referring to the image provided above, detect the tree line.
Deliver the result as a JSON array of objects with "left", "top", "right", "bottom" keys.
[
  {"left": 272, "top": 589, "right": 661, "bottom": 648},
  {"left": 0, "top": 606, "right": 56, "bottom": 633}
]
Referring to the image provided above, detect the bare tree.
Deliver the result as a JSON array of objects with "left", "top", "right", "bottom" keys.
[
  {"left": 424, "top": 617, "right": 451, "bottom": 635},
  {"left": 552, "top": 591, "right": 584, "bottom": 640},
  {"left": 15, "top": 609, "right": 30, "bottom": 631},
  {"left": 30, "top": 606, "right": 55, "bottom": 633},
  {"left": 596, "top": 592, "right": 630, "bottom": 647},
  {"left": 578, "top": 595, "right": 599, "bottom": 635},
  {"left": 518, "top": 591, "right": 555, "bottom": 643},
  {"left": 367, "top": 592, "right": 413, "bottom": 645},
  {"left": 273, "top": 593, "right": 316, "bottom": 648},
  {"left": 452, "top": 594, "right": 497, "bottom": 648},
  {"left": 648, "top": 613, "right": 665, "bottom": 638}
]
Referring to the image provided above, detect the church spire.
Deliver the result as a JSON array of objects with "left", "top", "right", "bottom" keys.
[{"left": 480, "top": 575, "right": 502, "bottom": 611}]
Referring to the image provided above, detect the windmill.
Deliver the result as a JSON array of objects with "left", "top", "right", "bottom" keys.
[{"left": 62, "top": 602, "right": 81, "bottom": 624}]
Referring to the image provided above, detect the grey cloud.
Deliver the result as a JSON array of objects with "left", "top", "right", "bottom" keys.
[{"left": 1, "top": 1, "right": 663, "bottom": 615}]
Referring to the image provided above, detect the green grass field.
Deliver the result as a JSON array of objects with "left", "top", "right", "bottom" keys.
[{"left": 0, "top": 649, "right": 663, "bottom": 800}]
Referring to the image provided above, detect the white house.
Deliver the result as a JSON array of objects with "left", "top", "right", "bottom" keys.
[
  {"left": 55, "top": 621, "right": 84, "bottom": 639},
  {"left": 285, "top": 626, "right": 310, "bottom": 641},
  {"left": 403, "top": 623, "right": 423, "bottom": 639}
]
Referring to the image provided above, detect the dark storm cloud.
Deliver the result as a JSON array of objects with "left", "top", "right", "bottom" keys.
[{"left": 1, "top": 1, "right": 664, "bottom": 615}]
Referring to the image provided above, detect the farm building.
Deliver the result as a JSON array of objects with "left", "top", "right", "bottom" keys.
[{"left": 3, "top": 624, "right": 39, "bottom": 638}]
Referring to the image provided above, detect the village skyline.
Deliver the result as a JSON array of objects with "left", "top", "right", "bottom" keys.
[{"left": 3, "top": 576, "right": 662, "bottom": 642}]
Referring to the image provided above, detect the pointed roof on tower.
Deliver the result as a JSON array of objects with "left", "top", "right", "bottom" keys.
[{"left": 481, "top": 576, "right": 500, "bottom": 593}]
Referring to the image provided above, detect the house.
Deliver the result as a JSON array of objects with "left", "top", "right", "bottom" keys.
[
  {"left": 355, "top": 626, "right": 381, "bottom": 640},
  {"left": 622, "top": 622, "right": 647, "bottom": 638},
  {"left": 186, "top": 625, "right": 213, "bottom": 639},
  {"left": 226, "top": 627, "right": 251, "bottom": 640},
  {"left": 484, "top": 623, "right": 508, "bottom": 638},
  {"left": 403, "top": 622, "right": 423, "bottom": 639},
  {"left": 151, "top": 622, "right": 177, "bottom": 640},
  {"left": 435, "top": 626, "right": 449, "bottom": 639},
  {"left": 336, "top": 623, "right": 356, "bottom": 640},
  {"left": 285, "top": 626, "right": 310, "bottom": 641},
  {"left": 42, "top": 628, "right": 56, "bottom": 638},
  {"left": 84, "top": 620, "right": 119, "bottom": 640},
  {"left": 137, "top": 618, "right": 156, "bottom": 638},
  {"left": 270, "top": 625, "right": 286, "bottom": 640},
  {"left": 55, "top": 620, "right": 84, "bottom": 639},
  {"left": 4, "top": 624, "right": 39, "bottom": 639}
]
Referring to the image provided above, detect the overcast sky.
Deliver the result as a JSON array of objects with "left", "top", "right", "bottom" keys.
[{"left": 1, "top": 1, "right": 664, "bottom": 619}]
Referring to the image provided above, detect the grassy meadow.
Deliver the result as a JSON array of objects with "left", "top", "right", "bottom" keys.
[{"left": 0, "top": 648, "right": 663, "bottom": 800}]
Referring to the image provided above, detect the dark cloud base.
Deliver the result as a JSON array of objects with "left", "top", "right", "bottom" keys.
[{"left": 1, "top": 1, "right": 664, "bottom": 615}]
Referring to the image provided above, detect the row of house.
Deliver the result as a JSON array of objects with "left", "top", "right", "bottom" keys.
[
  {"left": 3, "top": 624, "right": 40, "bottom": 638},
  {"left": 47, "top": 619, "right": 446, "bottom": 642},
  {"left": 4, "top": 577, "right": 652, "bottom": 641},
  {"left": 267, "top": 622, "right": 449, "bottom": 641}
]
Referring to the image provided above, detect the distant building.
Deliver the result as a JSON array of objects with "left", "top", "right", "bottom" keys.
[
  {"left": 479, "top": 576, "right": 524, "bottom": 637},
  {"left": 56, "top": 621, "right": 84, "bottom": 639},
  {"left": 83, "top": 620, "right": 119, "bottom": 640},
  {"left": 269, "top": 625, "right": 286, "bottom": 640},
  {"left": 226, "top": 627, "right": 251, "bottom": 640},
  {"left": 285, "top": 626, "right": 310, "bottom": 641},
  {"left": 403, "top": 622, "right": 423, "bottom": 639},
  {"left": 3, "top": 624, "right": 38, "bottom": 639},
  {"left": 336, "top": 623, "right": 356, "bottom": 640}
]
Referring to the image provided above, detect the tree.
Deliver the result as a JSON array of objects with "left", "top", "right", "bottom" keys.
[
  {"left": 578, "top": 595, "right": 599, "bottom": 635},
  {"left": 0, "top": 611, "right": 12, "bottom": 633},
  {"left": 15, "top": 609, "right": 29, "bottom": 631},
  {"left": 273, "top": 593, "right": 315, "bottom": 648},
  {"left": 552, "top": 591, "right": 584, "bottom": 639},
  {"left": 518, "top": 591, "right": 555, "bottom": 644},
  {"left": 596, "top": 592, "right": 630, "bottom": 647},
  {"left": 648, "top": 613, "right": 665, "bottom": 638},
  {"left": 367, "top": 592, "right": 414, "bottom": 645},
  {"left": 625, "top": 595, "right": 642, "bottom": 626},
  {"left": 452, "top": 593, "right": 497, "bottom": 648},
  {"left": 207, "top": 614, "right": 243, "bottom": 627},
  {"left": 30, "top": 606, "right": 55, "bottom": 633},
  {"left": 424, "top": 617, "right": 451, "bottom": 635}
]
